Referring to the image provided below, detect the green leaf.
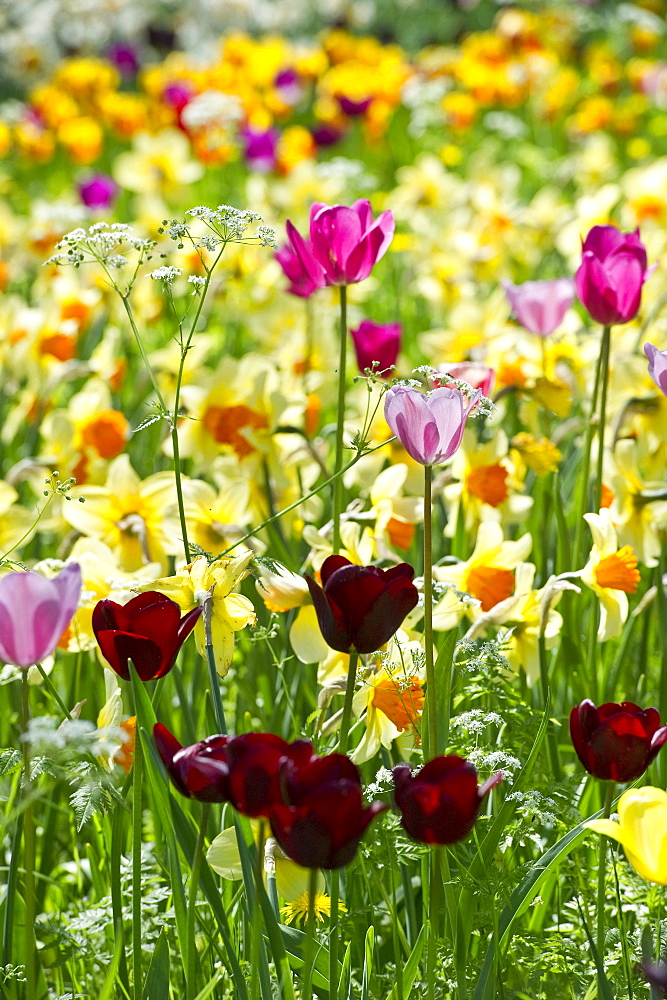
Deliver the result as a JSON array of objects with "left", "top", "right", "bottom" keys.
[
  {"left": 388, "top": 925, "right": 426, "bottom": 1000},
  {"left": 361, "top": 926, "right": 374, "bottom": 1000},
  {"left": 142, "top": 930, "right": 170, "bottom": 1000}
]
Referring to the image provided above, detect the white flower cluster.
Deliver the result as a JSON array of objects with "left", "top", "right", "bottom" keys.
[
  {"left": 149, "top": 266, "right": 183, "bottom": 284},
  {"left": 451, "top": 709, "right": 504, "bottom": 734},
  {"left": 45, "top": 222, "right": 157, "bottom": 269}
]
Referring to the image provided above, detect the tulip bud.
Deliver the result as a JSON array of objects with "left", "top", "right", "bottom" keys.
[
  {"left": 384, "top": 383, "right": 480, "bottom": 467},
  {"left": 575, "top": 225, "right": 653, "bottom": 325},
  {"left": 570, "top": 699, "right": 667, "bottom": 782}
]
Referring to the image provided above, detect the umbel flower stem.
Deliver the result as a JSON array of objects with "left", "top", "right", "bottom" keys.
[
  {"left": 332, "top": 285, "right": 348, "bottom": 555},
  {"left": 573, "top": 325, "right": 610, "bottom": 563},
  {"left": 594, "top": 324, "right": 612, "bottom": 513}
]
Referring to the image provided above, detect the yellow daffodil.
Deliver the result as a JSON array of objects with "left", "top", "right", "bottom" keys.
[
  {"left": 434, "top": 521, "right": 533, "bottom": 619},
  {"left": 351, "top": 630, "right": 425, "bottom": 764},
  {"left": 112, "top": 128, "right": 203, "bottom": 197},
  {"left": 162, "top": 477, "right": 251, "bottom": 557},
  {"left": 0, "top": 480, "right": 35, "bottom": 558},
  {"left": 609, "top": 438, "right": 667, "bottom": 568},
  {"left": 95, "top": 670, "right": 135, "bottom": 774},
  {"left": 580, "top": 508, "right": 640, "bottom": 641},
  {"left": 586, "top": 786, "right": 667, "bottom": 885},
  {"left": 368, "top": 463, "right": 423, "bottom": 558},
  {"left": 136, "top": 553, "right": 256, "bottom": 676},
  {"left": 444, "top": 429, "right": 533, "bottom": 538},
  {"left": 64, "top": 455, "right": 179, "bottom": 572}
]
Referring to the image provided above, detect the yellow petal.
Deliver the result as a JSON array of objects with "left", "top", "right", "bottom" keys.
[
  {"left": 289, "top": 605, "right": 329, "bottom": 664},
  {"left": 275, "top": 859, "right": 324, "bottom": 902},
  {"left": 207, "top": 827, "right": 243, "bottom": 881}
]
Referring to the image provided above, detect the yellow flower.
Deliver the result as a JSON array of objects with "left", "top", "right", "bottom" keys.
[
  {"left": 255, "top": 563, "right": 328, "bottom": 665},
  {"left": 586, "top": 787, "right": 667, "bottom": 885},
  {"left": 113, "top": 129, "right": 204, "bottom": 197},
  {"left": 580, "top": 509, "right": 640, "bottom": 641},
  {"left": 282, "top": 891, "right": 343, "bottom": 926},
  {"left": 136, "top": 553, "right": 256, "bottom": 676},
  {"left": 351, "top": 630, "right": 425, "bottom": 764},
  {"left": 511, "top": 433, "right": 562, "bottom": 476},
  {"left": 162, "top": 477, "right": 251, "bottom": 557},
  {"left": 434, "top": 521, "right": 533, "bottom": 618},
  {"left": 64, "top": 455, "right": 179, "bottom": 572}
]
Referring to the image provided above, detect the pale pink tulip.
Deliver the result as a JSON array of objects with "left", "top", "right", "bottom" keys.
[
  {"left": 644, "top": 342, "right": 667, "bottom": 396},
  {"left": 0, "top": 564, "right": 82, "bottom": 668},
  {"left": 384, "top": 384, "right": 480, "bottom": 466},
  {"left": 503, "top": 277, "right": 574, "bottom": 336}
]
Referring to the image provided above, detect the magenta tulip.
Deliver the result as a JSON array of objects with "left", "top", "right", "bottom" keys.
[
  {"left": 575, "top": 225, "right": 652, "bottom": 325},
  {"left": 384, "top": 383, "right": 480, "bottom": 466},
  {"left": 242, "top": 127, "right": 279, "bottom": 173},
  {"left": 275, "top": 242, "right": 320, "bottom": 298},
  {"left": 78, "top": 174, "right": 118, "bottom": 210},
  {"left": 503, "top": 277, "right": 574, "bottom": 336},
  {"left": 284, "top": 199, "right": 394, "bottom": 288},
  {"left": 0, "top": 564, "right": 82, "bottom": 668},
  {"left": 350, "top": 319, "right": 402, "bottom": 375},
  {"left": 435, "top": 362, "right": 495, "bottom": 397},
  {"left": 644, "top": 342, "right": 667, "bottom": 396}
]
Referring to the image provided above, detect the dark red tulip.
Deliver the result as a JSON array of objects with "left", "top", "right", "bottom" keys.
[
  {"left": 569, "top": 699, "right": 667, "bottom": 783},
  {"left": 269, "top": 752, "right": 388, "bottom": 869},
  {"left": 305, "top": 556, "right": 419, "bottom": 655},
  {"left": 393, "top": 755, "right": 502, "bottom": 845},
  {"left": 92, "top": 592, "right": 201, "bottom": 681},
  {"left": 154, "top": 723, "right": 230, "bottom": 803},
  {"left": 225, "top": 732, "right": 315, "bottom": 817}
]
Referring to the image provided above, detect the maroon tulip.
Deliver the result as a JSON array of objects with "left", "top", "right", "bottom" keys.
[
  {"left": 225, "top": 732, "right": 315, "bottom": 817},
  {"left": 305, "top": 556, "right": 419, "bottom": 655},
  {"left": 575, "top": 225, "right": 653, "bottom": 325},
  {"left": 350, "top": 319, "right": 402, "bottom": 375},
  {"left": 393, "top": 756, "right": 502, "bottom": 845},
  {"left": 269, "top": 752, "right": 388, "bottom": 869},
  {"left": 570, "top": 699, "right": 667, "bottom": 782},
  {"left": 154, "top": 723, "right": 230, "bottom": 802},
  {"left": 92, "top": 592, "right": 201, "bottom": 681}
]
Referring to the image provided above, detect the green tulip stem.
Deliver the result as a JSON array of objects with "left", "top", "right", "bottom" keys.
[
  {"left": 594, "top": 324, "right": 612, "bottom": 513},
  {"left": 423, "top": 464, "right": 437, "bottom": 759},
  {"left": 130, "top": 663, "right": 144, "bottom": 1000},
  {"left": 21, "top": 672, "right": 37, "bottom": 1000},
  {"left": 573, "top": 324, "right": 610, "bottom": 562},
  {"left": 426, "top": 845, "right": 443, "bottom": 1000},
  {"left": 301, "top": 866, "right": 319, "bottom": 1000},
  {"left": 332, "top": 284, "right": 348, "bottom": 555},
  {"left": 186, "top": 802, "right": 210, "bottom": 1000},
  {"left": 596, "top": 782, "right": 615, "bottom": 972},
  {"left": 202, "top": 591, "right": 227, "bottom": 735},
  {"left": 250, "top": 820, "right": 267, "bottom": 1000},
  {"left": 337, "top": 646, "right": 359, "bottom": 758}
]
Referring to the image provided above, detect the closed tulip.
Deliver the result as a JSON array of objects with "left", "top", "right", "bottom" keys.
[
  {"left": 575, "top": 225, "right": 652, "bottom": 325},
  {"left": 269, "top": 752, "right": 387, "bottom": 869},
  {"left": 569, "top": 699, "right": 667, "bottom": 783},
  {"left": 393, "top": 755, "right": 502, "bottom": 845},
  {"left": 384, "top": 383, "right": 481, "bottom": 466},
  {"left": 350, "top": 319, "right": 401, "bottom": 375},
  {"left": 285, "top": 199, "right": 394, "bottom": 288},
  {"left": 503, "top": 277, "right": 574, "bottom": 336},
  {"left": 305, "top": 555, "right": 419, "bottom": 655},
  {"left": 154, "top": 723, "right": 230, "bottom": 803},
  {"left": 0, "top": 564, "right": 82, "bottom": 668},
  {"left": 92, "top": 591, "right": 201, "bottom": 681},
  {"left": 586, "top": 786, "right": 667, "bottom": 884}
]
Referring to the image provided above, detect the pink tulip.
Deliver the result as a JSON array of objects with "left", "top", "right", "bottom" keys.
[
  {"left": 644, "top": 341, "right": 667, "bottom": 396},
  {"left": 275, "top": 243, "right": 320, "bottom": 298},
  {"left": 435, "top": 362, "right": 495, "bottom": 397},
  {"left": 575, "top": 225, "right": 653, "bottom": 325},
  {"left": 503, "top": 277, "right": 574, "bottom": 336},
  {"left": 384, "top": 384, "right": 480, "bottom": 466},
  {"left": 0, "top": 564, "right": 82, "bottom": 668},
  {"left": 285, "top": 199, "right": 394, "bottom": 288},
  {"left": 350, "top": 319, "right": 401, "bottom": 375}
]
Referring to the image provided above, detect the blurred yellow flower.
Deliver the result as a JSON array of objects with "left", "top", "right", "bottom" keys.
[{"left": 580, "top": 509, "right": 640, "bottom": 641}]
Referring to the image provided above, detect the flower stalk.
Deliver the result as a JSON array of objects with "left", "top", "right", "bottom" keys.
[{"left": 332, "top": 285, "right": 348, "bottom": 555}]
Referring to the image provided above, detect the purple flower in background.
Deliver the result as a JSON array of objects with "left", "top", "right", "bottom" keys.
[
  {"left": 242, "top": 127, "right": 279, "bottom": 173},
  {"left": 78, "top": 173, "right": 118, "bottom": 210},
  {"left": 503, "top": 277, "right": 575, "bottom": 336},
  {"left": 0, "top": 565, "right": 82, "bottom": 668},
  {"left": 337, "top": 96, "right": 373, "bottom": 116},
  {"left": 575, "top": 225, "right": 653, "bottom": 325},
  {"left": 644, "top": 342, "right": 667, "bottom": 396},
  {"left": 274, "top": 68, "right": 303, "bottom": 106},
  {"left": 106, "top": 41, "right": 140, "bottom": 77},
  {"left": 311, "top": 123, "right": 344, "bottom": 147},
  {"left": 350, "top": 319, "right": 402, "bottom": 375}
]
